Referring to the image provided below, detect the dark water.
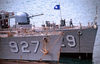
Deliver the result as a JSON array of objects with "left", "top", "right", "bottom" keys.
[
  {"left": 0, "top": 57, "right": 92, "bottom": 64},
  {"left": 59, "top": 57, "right": 92, "bottom": 64}
]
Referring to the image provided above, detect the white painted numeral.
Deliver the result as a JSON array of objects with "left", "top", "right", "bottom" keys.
[
  {"left": 9, "top": 41, "right": 18, "bottom": 53},
  {"left": 66, "top": 35, "right": 76, "bottom": 47},
  {"left": 9, "top": 41, "right": 40, "bottom": 53},
  {"left": 31, "top": 41, "right": 40, "bottom": 53},
  {"left": 20, "top": 41, "right": 30, "bottom": 53}
]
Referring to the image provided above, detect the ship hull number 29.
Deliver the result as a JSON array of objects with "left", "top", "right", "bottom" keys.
[{"left": 9, "top": 41, "right": 40, "bottom": 53}]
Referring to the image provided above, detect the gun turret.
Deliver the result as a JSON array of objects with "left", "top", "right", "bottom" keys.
[{"left": 15, "top": 12, "right": 43, "bottom": 25}]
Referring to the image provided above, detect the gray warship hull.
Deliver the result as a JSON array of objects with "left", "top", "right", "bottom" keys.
[
  {"left": 60, "top": 27, "right": 97, "bottom": 53},
  {"left": 0, "top": 35, "right": 62, "bottom": 61}
]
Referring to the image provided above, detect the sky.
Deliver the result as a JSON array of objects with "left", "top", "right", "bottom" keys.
[{"left": 0, "top": 0, "right": 100, "bottom": 27}]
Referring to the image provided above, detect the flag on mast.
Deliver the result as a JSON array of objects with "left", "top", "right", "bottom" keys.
[{"left": 54, "top": 5, "right": 60, "bottom": 10}]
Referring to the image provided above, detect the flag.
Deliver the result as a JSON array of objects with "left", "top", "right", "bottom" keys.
[{"left": 54, "top": 5, "right": 60, "bottom": 10}]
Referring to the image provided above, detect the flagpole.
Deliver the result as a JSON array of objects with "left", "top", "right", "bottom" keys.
[
  {"left": 59, "top": 1, "right": 62, "bottom": 20},
  {"left": 94, "top": 6, "right": 98, "bottom": 23}
]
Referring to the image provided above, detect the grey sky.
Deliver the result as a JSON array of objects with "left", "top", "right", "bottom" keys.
[{"left": 0, "top": 0, "right": 100, "bottom": 26}]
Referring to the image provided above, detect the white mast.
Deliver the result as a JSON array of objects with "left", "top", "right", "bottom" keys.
[
  {"left": 59, "top": 0, "right": 62, "bottom": 20},
  {"left": 94, "top": 6, "right": 98, "bottom": 23}
]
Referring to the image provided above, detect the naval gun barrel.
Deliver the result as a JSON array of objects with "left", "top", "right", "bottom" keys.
[{"left": 28, "top": 14, "right": 44, "bottom": 18}]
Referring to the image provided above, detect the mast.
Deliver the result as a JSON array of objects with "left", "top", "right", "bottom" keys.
[
  {"left": 59, "top": 0, "right": 66, "bottom": 26},
  {"left": 59, "top": 1, "right": 62, "bottom": 20},
  {"left": 94, "top": 6, "right": 98, "bottom": 23}
]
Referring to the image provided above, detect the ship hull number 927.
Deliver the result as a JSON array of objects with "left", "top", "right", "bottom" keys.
[{"left": 9, "top": 41, "right": 40, "bottom": 53}]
